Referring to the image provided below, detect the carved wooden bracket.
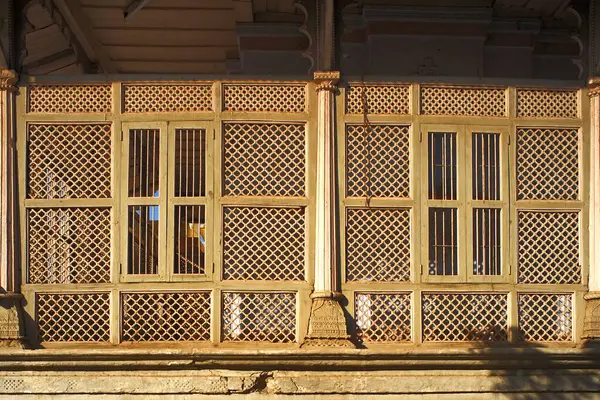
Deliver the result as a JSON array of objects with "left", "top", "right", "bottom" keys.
[
  {"left": 314, "top": 71, "right": 340, "bottom": 92},
  {"left": 0, "top": 69, "right": 17, "bottom": 92}
]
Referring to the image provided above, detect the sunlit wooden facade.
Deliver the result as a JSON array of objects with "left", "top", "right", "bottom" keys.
[{"left": 1, "top": 0, "right": 600, "bottom": 398}]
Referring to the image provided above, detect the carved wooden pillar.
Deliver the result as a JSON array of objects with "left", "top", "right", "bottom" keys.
[
  {"left": 584, "top": 79, "right": 600, "bottom": 341},
  {"left": 0, "top": 69, "right": 23, "bottom": 346},
  {"left": 302, "top": 71, "right": 353, "bottom": 347}
]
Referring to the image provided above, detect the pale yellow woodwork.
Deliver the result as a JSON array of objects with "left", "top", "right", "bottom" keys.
[{"left": 15, "top": 80, "right": 588, "bottom": 347}]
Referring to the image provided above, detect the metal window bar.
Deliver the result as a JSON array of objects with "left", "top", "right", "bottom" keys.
[
  {"left": 174, "top": 128, "right": 205, "bottom": 197},
  {"left": 473, "top": 208, "right": 501, "bottom": 275},
  {"left": 428, "top": 208, "right": 458, "bottom": 275},
  {"left": 127, "top": 205, "right": 159, "bottom": 275},
  {"left": 174, "top": 205, "right": 205, "bottom": 274},
  {"left": 428, "top": 132, "right": 457, "bottom": 200},
  {"left": 472, "top": 132, "right": 500, "bottom": 201},
  {"left": 128, "top": 129, "right": 160, "bottom": 198}
]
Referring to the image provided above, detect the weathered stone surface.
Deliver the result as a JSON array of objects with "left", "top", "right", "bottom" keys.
[
  {"left": 0, "top": 368, "right": 598, "bottom": 397},
  {"left": 0, "top": 348, "right": 599, "bottom": 397},
  {"left": 0, "top": 296, "right": 23, "bottom": 347},
  {"left": 302, "top": 298, "right": 354, "bottom": 348}
]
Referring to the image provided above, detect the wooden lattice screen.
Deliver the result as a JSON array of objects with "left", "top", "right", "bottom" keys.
[
  {"left": 342, "top": 84, "right": 586, "bottom": 345},
  {"left": 19, "top": 82, "right": 587, "bottom": 346},
  {"left": 22, "top": 81, "right": 310, "bottom": 345}
]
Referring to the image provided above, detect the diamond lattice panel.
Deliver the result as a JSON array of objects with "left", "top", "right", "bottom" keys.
[
  {"left": 519, "top": 294, "right": 573, "bottom": 342},
  {"left": 121, "top": 292, "right": 211, "bottom": 342},
  {"left": 517, "top": 128, "right": 579, "bottom": 200},
  {"left": 28, "top": 208, "right": 111, "bottom": 284},
  {"left": 28, "top": 85, "right": 112, "bottom": 113},
  {"left": 222, "top": 292, "right": 296, "bottom": 343},
  {"left": 223, "top": 84, "right": 306, "bottom": 113},
  {"left": 223, "top": 207, "right": 305, "bottom": 280},
  {"left": 516, "top": 89, "right": 578, "bottom": 119},
  {"left": 37, "top": 293, "right": 110, "bottom": 342},
  {"left": 346, "top": 208, "right": 411, "bottom": 282},
  {"left": 518, "top": 211, "right": 580, "bottom": 284},
  {"left": 346, "top": 85, "right": 410, "bottom": 115},
  {"left": 223, "top": 123, "right": 305, "bottom": 197},
  {"left": 422, "top": 293, "right": 508, "bottom": 342},
  {"left": 123, "top": 84, "right": 212, "bottom": 113},
  {"left": 420, "top": 87, "right": 506, "bottom": 117},
  {"left": 346, "top": 125, "right": 410, "bottom": 198},
  {"left": 28, "top": 124, "right": 112, "bottom": 199},
  {"left": 355, "top": 293, "right": 411, "bottom": 343}
]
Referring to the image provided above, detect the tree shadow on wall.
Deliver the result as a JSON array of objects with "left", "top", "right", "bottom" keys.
[{"left": 469, "top": 326, "right": 600, "bottom": 399}]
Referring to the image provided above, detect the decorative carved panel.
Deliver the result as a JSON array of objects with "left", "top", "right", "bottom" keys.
[
  {"left": 223, "top": 84, "right": 306, "bottom": 113},
  {"left": 420, "top": 87, "right": 506, "bottom": 117},
  {"left": 123, "top": 84, "right": 213, "bottom": 113},
  {"left": 516, "top": 89, "right": 578, "bottom": 119},
  {"left": 28, "top": 85, "right": 112, "bottom": 113},
  {"left": 346, "top": 85, "right": 410, "bottom": 115}
]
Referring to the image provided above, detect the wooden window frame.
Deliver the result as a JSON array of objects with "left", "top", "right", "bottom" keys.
[
  {"left": 120, "top": 121, "right": 168, "bottom": 282},
  {"left": 167, "top": 121, "right": 215, "bottom": 282},
  {"left": 340, "top": 83, "right": 588, "bottom": 345},
  {"left": 18, "top": 81, "right": 315, "bottom": 346},
  {"left": 419, "top": 124, "right": 510, "bottom": 284},
  {"left": 16, "top": 81, "right": 588, "bottom": 346}
]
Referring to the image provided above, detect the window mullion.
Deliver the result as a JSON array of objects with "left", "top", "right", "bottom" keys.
[
  {"left": 158, "top": 121, "right": 169, "bottom": 281},
  {"left": 458, "top": 126, "right": 469, "bottom": 282},
  {"left": 463, "top": 126, "right": 473, "bottom": 283}
]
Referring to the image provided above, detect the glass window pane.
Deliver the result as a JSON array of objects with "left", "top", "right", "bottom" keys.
[
  {"left": 428, "top": 132, "right": 457, "bottom": 200},
  {"left": 174, "top": 205, "right": 206, "bottom": 274},
  {"left": 472, "top": 132, "right": 500, "bottom": 200},
  {"left": 428, "top": 208, "right": 458, "bottom": 275},
  {"left": 473, "top": 208, "right": 501, "bottom": 275},
  {"left": 127, "top": 205, "right": 159, "bottom": 275},
  {"left": 128, "top": 129, "right": 160, "bottom": 197},
  {"left": 174, "top": 129, "right": 205, "bottom": 197}
]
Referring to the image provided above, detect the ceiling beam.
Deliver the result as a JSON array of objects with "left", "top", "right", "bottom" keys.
[
  {"left": 52, "top": 0, "right": 118, "bottom": 73},
  {"left": 124, "top": 0, "right": 154, "bottom": 21}
]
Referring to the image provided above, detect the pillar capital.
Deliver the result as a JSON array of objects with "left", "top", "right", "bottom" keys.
[
  {"left": 313, "top": 71, "right": 340, "bottom": 92},
  {"left": 0, "top": 70, "right": 18, "bottom": 92}
]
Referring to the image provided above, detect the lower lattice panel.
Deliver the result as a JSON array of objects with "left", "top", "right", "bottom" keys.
[
  {"left": 422, "top": 293, "right": 508, "bottom": 342},
  {"left": 518, "top": 293, "right": 573, "bottom": 342},
  {"left": 222, "top": 292, "right": 296, "bottom": 343},
  {"left": 355, "top": 293, "right": 411, "bottom": 343},
  {"left": 121, "top": 292, "right": 211, "bottom": 342},
  {"left": 37, "top": 293, "right": 110, "bottom": 342}
]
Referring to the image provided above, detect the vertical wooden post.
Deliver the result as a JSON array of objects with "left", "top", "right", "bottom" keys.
[
  {"left": 583, "top": 79, "right": 600, "bottom": 341},
  {"left": 0, "top": 69, "right": 23, "bottom": 346},
  {"left": 302, "top": 71, "right": 353, "bottom": 347}
]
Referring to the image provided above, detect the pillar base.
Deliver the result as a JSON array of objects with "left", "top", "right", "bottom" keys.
[
  {"left": 0, "top": 293, "right": 25, "bottom": 348},
  {"left": 582, "top": 292, "right": 600, "bottom": 341},
  {"left": 301, "top": 294, "right": 355, "bottom": 348}
]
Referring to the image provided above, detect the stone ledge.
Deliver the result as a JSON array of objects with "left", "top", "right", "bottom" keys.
[
  {"left": 1, "top": 346, "right": 600, "bottom": 371},
  {"left": 0, "top": 369, "right": 598, "bottom": 396}
]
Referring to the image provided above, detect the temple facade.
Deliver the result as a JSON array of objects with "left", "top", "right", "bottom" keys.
[{"left": 1, "top": 0, "right": 600, "bottom": 397}]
